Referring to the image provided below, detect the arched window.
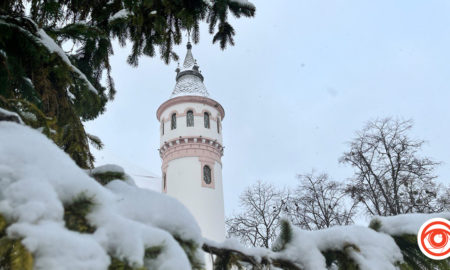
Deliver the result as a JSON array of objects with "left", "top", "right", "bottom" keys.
[
  {"left": 217, "top": 118, "right": 221, "bottom": 133},
  {"left": 203, "top": 165, "right": 212, "bottom": 184},
  {"left": 187, "top": 110, "right": 194, "bottom": 127},
  {"left": 171, "top": 113, "right": 176, "bottom": 130},
  {"left": 204, "top": 112, "right": 210, "bottom": 128},
  {"left": 161, "top": 121, "right": 164, "bottom": 135}
]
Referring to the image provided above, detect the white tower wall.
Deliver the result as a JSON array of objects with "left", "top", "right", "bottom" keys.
[
  {"left": 164, "top": 157, "right": 225, "bottom": 241},
  {"left": 157, "top": 96, "right": 226, "bottom": 242}
]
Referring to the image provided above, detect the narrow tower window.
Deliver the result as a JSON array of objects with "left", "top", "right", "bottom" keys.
[
  {"left": 171, "top": 113, "right": 176, "bottom": 130},
  {"left": 217, "top": 118, "right": 221, "bottom": 133},
  {"left": 187, "top": 110, "right": 194, "bottom": 127},
  {"left": 203, "top": 165, "right": 212, "bottom": 184},
  {"left": 204, "top": 112, "right": 210, "bottom": 128},
  {"left": 163, "top": 173, "right": 167, "bottom": 191},
  {"left": 161, "top": 122, "right": 164, "bottom": 135}
]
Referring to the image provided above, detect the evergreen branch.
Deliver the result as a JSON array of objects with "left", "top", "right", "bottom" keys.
[
  {"left": 87, "top": 133, "right": 104, "bottom": 150},
  {"left": 202, "top": 241, "right": 303, "bottom": 270},
  {"left": 63, "top": 192, "right": 96, "bottom": 233}
]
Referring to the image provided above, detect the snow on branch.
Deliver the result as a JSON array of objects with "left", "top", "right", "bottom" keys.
[
  {"left": 204, "top": 222, "right": 404, "bottom": 270},
  {"left": 36, "top": 29, "right": 98, "bottom": 94},
  {"left": 277, "top": 222, "right": 403, "bottom": 270},
  {"left": 0, "top": 15, "right": 99, "bottom": 94},
  {"left": 108, "top": 9, "right": 132, "bottom": 22},
  {"left": 202, "top": 238, "right": 302, "bottom": 269},
  {"left": 0, "top": 107, "right": 23, "bottom": 124},
  {"left": 371, "top": 212, "right": 450, "bottom": 236},
  {"left": 230, "top": 0, "right": 255, "bottom": 8}
]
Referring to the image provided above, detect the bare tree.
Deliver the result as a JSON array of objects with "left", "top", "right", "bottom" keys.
[
  {"left": 436, "top": 186, "right": 450, "bottom": 211},
  {"left": 340, "top": 118, "right": 444, "bottom": 216},
  {"left": 289, "top": 172, "right": 356, "bottom": 230},
  {"left": 226, "top": 181, "right": 289, "bottom": 248}
]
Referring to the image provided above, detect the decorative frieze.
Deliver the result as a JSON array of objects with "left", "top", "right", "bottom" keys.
[{"left": 160, "top": 136, "right": 224, "bottom": 165}]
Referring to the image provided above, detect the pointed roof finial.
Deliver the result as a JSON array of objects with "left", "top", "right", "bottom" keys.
[
  {"left": 183, "top": 41, "right": 195, "bottom": 69},
  {"left": 170, "top": 39, "right": 209, "bottom": 98}
]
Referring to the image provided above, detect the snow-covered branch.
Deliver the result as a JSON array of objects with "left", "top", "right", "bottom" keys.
[
  {"left": 0, "top": 107, "right": 23, "bottom": 124},
  {"left": 0, "top": 15, "right": 99, "bottom": 94},
  {"left": 202, "top": 238, "right": 302, "bottom": 270}
]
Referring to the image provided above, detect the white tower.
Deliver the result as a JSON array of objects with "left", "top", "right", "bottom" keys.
[{"left": 156, "top": 42, "right": 226, "bottom": 242}]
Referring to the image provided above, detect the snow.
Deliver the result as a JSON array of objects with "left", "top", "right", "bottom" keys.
[
  {"left": 204, "top": 238, "right": 271, "bottom": 263},
  {"left": 371, "top": 212, "right": 450, "bottom": 236},
  {"left": 67, "top": 90, "right": 76, "bottom": 101},
  {"left": 20, "top": 111, "right": 37, "bottom": 122},
  {"left": 182, "top": 47, "right": 195, "bottom": 70},
  {"left": 230, "top": 0, "right": 255, "bottom": 8},
  {"left": 23, "top": 77, "right": 34, "bottom": 87},
  {"left": 0, "top": 122, "right": 203, "bottom": 269},
  {"left": 171, "top": 74, "right": 209, "bottom": 98},
  {"left": 89, "top": 164, "right": 137, "bottom": 185},
  {"left": 90, "top": 164, "right": 124, "bottom": 175},
  {"left": 91, "top": 146, "right": 161, "bottom": 192},
  {"left": 36, "top": 29, "right": 98, "bottom": 94},
  {"left": 205, "top": 220, "right": 408, "bottom": 270},
  {"left": 170, "top": 44, "right": 210, "bottom": 98},
  {"left": 203, "top": 0, "right": 213, "bottom": 6},
  {"left": 0, "top": 107, "right": 23, "bottom": 124},
  {"left": 106, "top": 181, "right": 202, "bottom": 244},
  {"left": 87, "top": 133, "right": 101, "bottom": 142},
  {"left": 276, "top": 224, "right": 403, "bottom": 270},
  {"left": 133, "top": 176, "right": 161, "bottom": 192},
  {"left": 9, "top": 221, "right": 109, "bottom": 270},
  {"left": 108, "top": 9, "right": 131, "bottom": 22}
]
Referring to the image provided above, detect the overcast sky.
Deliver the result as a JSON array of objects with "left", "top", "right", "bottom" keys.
[{"left": 85, "top": 0, "right": 450, "bottom": 217}]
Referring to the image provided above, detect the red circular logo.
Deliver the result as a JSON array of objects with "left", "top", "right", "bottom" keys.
[{"left": 417, "top": 218, "right": 450, "bottom": 260}]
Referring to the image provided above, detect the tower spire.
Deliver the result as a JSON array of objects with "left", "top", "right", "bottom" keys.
[
  {"left": 171, "top": 41, "right": 209, "bottom": 98},
  {"left": 183, "top": 42, "right": 195, "bottom": 69}
]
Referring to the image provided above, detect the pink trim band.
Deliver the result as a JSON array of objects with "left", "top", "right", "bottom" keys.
[
  {"left": 160, "top": 136, "right": 223, "bottom": 151},
  {"left": 161, "top": 139, "right": 223, "bottom": 165},
  {"left": 157, "top": 96, "right": 225, "bottom": 121}
]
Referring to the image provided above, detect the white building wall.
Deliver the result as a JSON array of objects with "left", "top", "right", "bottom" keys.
[{"left": 165, "top": 157, "right": 226, "bottom": 241}]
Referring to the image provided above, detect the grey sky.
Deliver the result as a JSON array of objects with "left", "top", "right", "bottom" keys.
[{"left": 85, "top": 0, "right": 450, "bottom": 217}]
